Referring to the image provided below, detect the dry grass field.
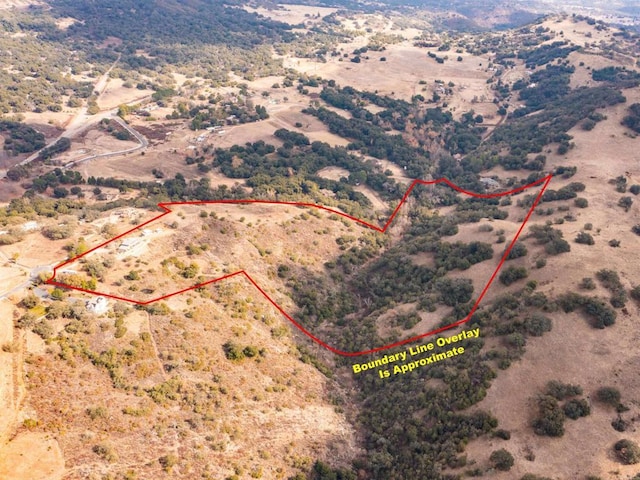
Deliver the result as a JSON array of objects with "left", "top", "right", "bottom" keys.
[
  {"left": 243, "top": 4, "right": 338, "bottom": 26},
  {"left": 1, "top": 4, "right": 639, "bottom": 478},
  {"left": 53, "top": 202, "right": 369, "bottom": 303},
  {"left": 446, "top": 38, "right": 640, "bottom": 478}
]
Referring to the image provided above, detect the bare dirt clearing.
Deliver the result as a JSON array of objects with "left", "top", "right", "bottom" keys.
[
  {"left": 0, "top": 432, "right": 64, "bottom": 480},
  {"left": 244, "top": 4, "right": 337, "bottom": 25},
  {"left": 96, "top": 79, "right": 153, "bottom": 111}
]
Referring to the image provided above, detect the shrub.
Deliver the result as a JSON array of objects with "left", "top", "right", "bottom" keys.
[
  {"left": 596, "top": 269, "right": 627, "bottom": 307},
  {"left": 630, "top": 184, "right": 640, "bottom": 195},
  {"left": 533, "top": 395, "right": 565, "bottom": 437},
  {"left": 499, "top": 266, "right": 528, "bottom": 286},
  {"left": 32, "top": 320, "right": 54, "bottom": 339},
  {"left": 546, "top": 380, "right": 582, "bottom": 400},
  {"left": 612, "top": 416, "right": 628, "bottom": 432},
  {"left": 579, "top": 277, "right": 596, "bottom": 290},
  {"left": 15, "top": 312, "right": 37, "bottom": 329},
  {"left": 524, "top": 313, "right": 552, "bottom": 336},
  {"left": 581, "top": 119, "right": 596, "bottom": 131},
  {"left": 563, "top": 398, "right": 590, "bottom": 419},
  {"left": 575, "top": 232, "right": 594, "bottom": 245},
  {"left": 489, "top": 449, "right": 514, "bottom": 471},
  {"left": 159, "top": 454, "right": 179, "bottom": 472},
  {"left": 493, "top": 429, "right": 511, "bottom": 440},
  {"left": 93, "top": 443, "right": 118, "bottom": 462},
  {"left": 21, "top": 293, "right": 39, "bottom": 309},
  {"left": 242, "top": 345, "right": 259, "bottom": 358},
  {"left": 614, "top": 439, "right": 640, "bottom": 465},
  {"left": 608, "top": 239, "right": 621, "bottom": 247},
  {"left": 42, "top": 224, "right": 74, "bottom": 240},
  {"left": 596, "top": 386, "right": 621, "bottom": 406},
  {"left": 125, "top": 270, "right": 140, "bottom": 281},
  {"left": 506, "top": 242, "right": 528, "bottom": 260},
  {"left": 223, "top": 341, "right": 245, "bottom": 361},
  {"left": 86, "top": 406, "right": 108, "bottom": 420},
  {"left": 618, "top": 196, "right": 633, "bottom": 212},
  {"left": 574, "top": 197, "right": 589, "bottom": 208},
  {"left": 583, "top": 297, "right": 616, "bottom": 328},
  {"left": 545, "top": 238, "right": 570, "bottom": 254},
  {"left": 633, "top": 224, "right": 640, "bottom": 235},
  {"left": 53, "top": 187, "right": 69, "bottom": 198}
]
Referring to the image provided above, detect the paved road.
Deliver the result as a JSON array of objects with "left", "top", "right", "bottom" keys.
[
  {"left": 0, "top": 261, "right": 57, "bottom": 301},
  {"left": 13, "top": 58, "right": 122, "bottom": 170},
  {"left": 0, "top": 55, "right": 149, "bottom": 178},
  {"left": 63, "top": 114, "right": 149, "bottom": 169}
]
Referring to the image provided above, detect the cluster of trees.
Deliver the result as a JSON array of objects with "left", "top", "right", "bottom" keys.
[
  {"left": 99, "top": 119, "right": 132, "bottom": 141},
  {"left": 42, "top": 0, "right": 296, "bottom": 83},
  {"left": 556, "top": 292, "right": 617, "bottom": 329},
  {"left": 319, "top": 85, "right": 412, "bottom": 131},
  {"left": 30, "top": 168, "right": 84, "bottom": 195},
  {"left": 481, "top": 85, "right": 625, "bottom": 171},
  {"left": 517, "top": 41, "right": 579, "bottom": 68},
  {"left": 595, "top": 269, "right": 627, "bottom": 308},
  {"left": 0, "top": 120, "right": 45, "bottom": 155},
  {"left": 527, "top": 224, "right": 570, "bottom": 255},
  {"left": 86, "top": 173, "right": 247, "bottom": 203},
  {"left": 541, "top": 182, "right": 586, "bottom": 203},
  {"left": 209, "top": 136, "right": 403, "bottom": 205},
  {"left": 533, "top": 381, "right": 589, "bottom": 437},
  {"left": 169, "top": 100, "right": 268, "bottom": 131},
  {"left": 317, "top": 84, "right": 485, "bottom": 162},
  {"left": 592, "top": 67, "right": 640, "bottom": 89},
  {"left": 36, "top": 137, "right": 71, "bottom": 162},
  {"left": 222, "top": 341, "right": 262, "bottom": 361},
  {"left": 622, "top": 103, "right": 640, "bottom": 133},
  {"left": 48, "top": 0, "right": 296, "bottom": 52},
  {"left": 305, "top": 106, "right": 432, "bottom": 178},
  {"left": 433, "top": 241, "right": 494, "bottom": 271},
  {"left": 0, "top": 15, "right": 93, "bottom": 113}
]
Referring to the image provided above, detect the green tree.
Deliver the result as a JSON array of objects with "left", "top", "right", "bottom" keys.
[
  {"left": 533, "top": 395, "right": 565, "bottom": 437},
  {"left": 618, "top": 196, "right": 633, "bottom": 212},
  {"left": 489, "top": 449, "right": 514, "bottom": 471},
  {"left": 499, "top": 266, "right": 528, "bottom": 286},
  {"left": 575, "top": 232, "right": 594, "bottom": 245},
  {"left": 614, "top": 439, "right": 640, "bottom": 465},
  {"left": 596, "top": 386, "right": 621, "bottom": 407}
]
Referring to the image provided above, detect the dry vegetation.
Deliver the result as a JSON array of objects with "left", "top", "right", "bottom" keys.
[{"left": 1, "top": 4, "right": 640, "bottom": 479}]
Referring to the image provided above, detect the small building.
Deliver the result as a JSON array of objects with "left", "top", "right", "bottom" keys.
[
  {"left": 86, "top": 296, "right": 109, "bottom": 315},
  {"left": 118, "top": 237, "right": 141, "bottom": 252}
]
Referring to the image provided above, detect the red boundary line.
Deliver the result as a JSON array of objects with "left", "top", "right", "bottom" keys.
[{"left": 46, "top": 175, "right": 553, "bottom": 357}]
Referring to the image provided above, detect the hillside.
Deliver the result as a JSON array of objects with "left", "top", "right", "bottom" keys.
[{"left": 0, "top": 3, "right": 639, "bottom": 480}]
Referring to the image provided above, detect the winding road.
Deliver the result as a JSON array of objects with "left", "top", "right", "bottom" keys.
[{"left": 0, "top": 55, "right": 149, "bottom": 178}]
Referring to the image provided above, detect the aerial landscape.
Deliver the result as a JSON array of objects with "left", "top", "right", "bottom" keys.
[{"left": 0, "top": 0, "right": 639, "bottom": 479}]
